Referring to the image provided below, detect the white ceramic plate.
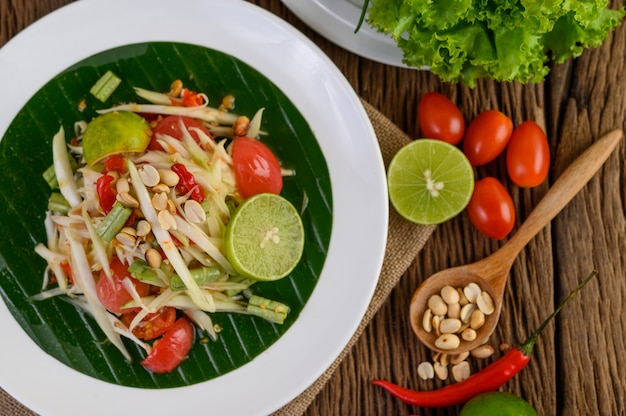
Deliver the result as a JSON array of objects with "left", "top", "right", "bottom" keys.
[
  {"left": 0, "top": 1, "right": 387, "bottom": 415},
  {"left": 282, "top": 0, "right": 409, "bottom": 68}
]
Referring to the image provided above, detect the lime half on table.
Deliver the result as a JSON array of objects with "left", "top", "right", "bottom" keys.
[
  {"left": 387, "top": 139, "right": 474, "bottom": 225},
  {"left": 225, "top": 193, "right": 305, "bottom": 281}
]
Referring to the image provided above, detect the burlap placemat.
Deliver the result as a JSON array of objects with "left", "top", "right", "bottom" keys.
[{"left": 0, "top": 100, "right": 435, "bottom": 416}]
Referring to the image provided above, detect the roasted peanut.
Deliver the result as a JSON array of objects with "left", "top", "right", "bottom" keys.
[
  {"left": 428, "top": 294, "right": 448, "bottom": 316},
  {"left": 435, "top": 334, "right": 461, "bottom": 350},
  {"left": 417, "top": 362, "right": 435, "bottom": 380}
]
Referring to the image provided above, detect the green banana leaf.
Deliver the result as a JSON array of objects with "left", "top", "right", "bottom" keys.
[{"left": 0, "top": 42, "right": 332, "bottom": 388}]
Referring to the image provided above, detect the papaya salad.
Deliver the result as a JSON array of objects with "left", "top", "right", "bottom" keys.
[{"left": 33, "top": 78, "right": 304, "bottom": 374}]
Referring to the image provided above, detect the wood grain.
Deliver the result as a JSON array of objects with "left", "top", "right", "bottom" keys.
[
  {"left": 2, "top": 1, "right": 625, "bottom": 415},
  {"left": 266, "top": 1, "right": 626, "bottom": 415}
]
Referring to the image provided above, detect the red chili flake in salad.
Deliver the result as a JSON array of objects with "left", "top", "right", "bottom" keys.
[
  {"left": 171, "top": 163, "right": 204, "bottom": 202},
  {"left": 96, "top": 174, "right": 117, "bottom": 214},
  {"left": 181, "top": 88, "right": 204, "bottom": 107}
]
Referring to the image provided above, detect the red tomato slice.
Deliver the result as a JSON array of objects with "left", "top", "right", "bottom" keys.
[
  {"left": 417, "top": 92, "right": 465, "bottom": 145},
  {"left": 96, "top": 257, "right": 151, "bottom": 315},
  {"left": 466, "top": 177, "right": 516, "bottom": 240},
  {"left": 231, "top": 137, "right": 283, "bottom": 198},
  {"left": 463, "top": 110, "right": 513, "bottom": 166},
  {"left": 141, "top": 318, "right": 195, "bottom": 374},
  {"left": 506, "top": 121, "right": 550, "bottom": 187},
  {"left": 149, "top": 115, "right": 212, "bottom": 151},
  {"left": 121, "top": 307, "right": 177, "bottom": 341}
]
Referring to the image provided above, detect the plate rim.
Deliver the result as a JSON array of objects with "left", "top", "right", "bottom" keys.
[
  {"left": 0, "top": 1, "right": 388, "bottom": 415},
  {"left": 281, "top": 0, "right": 411, "bottom": 68}
]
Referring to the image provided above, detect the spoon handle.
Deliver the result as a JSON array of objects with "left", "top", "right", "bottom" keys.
[{"left": 485, "top": 129, "right": 623, "bottom": 275}]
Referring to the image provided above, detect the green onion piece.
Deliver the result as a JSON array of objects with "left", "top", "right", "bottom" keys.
[
  {"left": 96, "top": 201, "right": 132, "bottom": 242},
  {"left": 90, "top": 70, "right": 122, "bottom": 102},
  {"left": 247, "top": 295, "right": 290, "bottom": 325},
  {"left": 170, "top": 266, "right": 222, "bottom": 291},
  {"left": 47, "top": 192, "right": 70, "bottom": 214},
  {"left": 128, "top": 259, "right": 167, "bottom": 287}
]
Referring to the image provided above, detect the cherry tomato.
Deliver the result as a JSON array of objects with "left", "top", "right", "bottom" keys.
[
  {"left": 463, "top": 110, "right": 513, "bottom": 166},
  {"left": 103, "top": 154, "right": 126, "bottom": 174},
  {"left": 506, "top": 121, "right": 550, "bottom": 187},
  {"left": 141, "top": 317, "right": 194, "bottom": 374},
  {"left": 466, "top": 177, "right": 516, "bottom": 240},
  {"left": 231, "top": 137, "right": 283, "bottom": 198},
  {"left": 417, "top": 92, "right": 465, "bottom": 145},
  {"left": 96, "top": 257, "right": 151, "bottom": 315},
  {"left": 149, "top": 115, "right": 212, "bottom": 151},
  {"left": 121, "top": 307, "right": 177, "bottom": 341}
]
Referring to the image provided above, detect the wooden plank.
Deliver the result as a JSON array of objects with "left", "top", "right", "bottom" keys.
[
  {"left": 276, "top": 0, "right": 626, "bottom": 414},
  {"left": 1, "top": 1, "right": 624, "bottom": 415}
]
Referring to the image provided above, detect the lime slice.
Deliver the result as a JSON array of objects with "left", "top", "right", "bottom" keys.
[
  {"left": 387, "top": 139, "right": 474, "bottom": 225},
  {"left": 225, "top": 193, "right": 305, "bottom": 281},
  {"left": 82, "top": 111, "right": 151, "bottom": 165}
]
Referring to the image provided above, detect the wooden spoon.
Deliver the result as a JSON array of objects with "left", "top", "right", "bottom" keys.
[{"left": 409, "top": 129, "right": 623, "bottom": 355}]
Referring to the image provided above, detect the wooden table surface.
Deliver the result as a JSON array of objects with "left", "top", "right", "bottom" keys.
[{"left": 2, "top": 1, "right": 625, "bottom": 415}]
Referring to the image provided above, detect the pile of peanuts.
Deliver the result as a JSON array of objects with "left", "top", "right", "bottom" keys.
[
  {"left": 417, "top": 282, "right": 496, "bottom": 382},
  {"left": 108, "top": 164, "right": 208, "bottom": 269}
]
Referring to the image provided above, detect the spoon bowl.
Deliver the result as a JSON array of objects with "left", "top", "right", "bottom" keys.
[
  {"left": 409, "top": 129, "right": 623, "bottom": 355},
  {"left": 410, "top": 268, "right": 500, "bottom": 354}
]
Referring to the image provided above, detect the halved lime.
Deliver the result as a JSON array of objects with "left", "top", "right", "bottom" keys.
[
  {"left": 225, "top": 193, "right": 305, "bottom": 281},
  {"left": 82, "top": 111, "right": 151, "bottom": 165},
  {"left": 387, "top": 139, "right": 474, "bottom": 225}
]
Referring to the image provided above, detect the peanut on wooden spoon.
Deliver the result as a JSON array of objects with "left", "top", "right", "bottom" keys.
[{"left": 410, "top": 129, "right": 623, "bottom": 355}]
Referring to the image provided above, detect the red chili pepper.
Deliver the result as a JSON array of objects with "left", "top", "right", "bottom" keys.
[
  {"left": 96, "top": 174, "right": 117, "bottom": 214},
  {"left": 103, "top": 154, "right": 126, "bottom": 174},
  {"left": 171, "top": 163, "right": 204, "bottom": 202},
  {"left": 181, "top": 88, "right": 204, "bottom": 107},
  {"left": 167, "top": 89, "right": 204, "bottom": 107},
  {"left": 372, "top": 270, "right": 597, "bottom": 408},
  {"left": 60, "top": 260, "right": 74, "bottom": 285}
]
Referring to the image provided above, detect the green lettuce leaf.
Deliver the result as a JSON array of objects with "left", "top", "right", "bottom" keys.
[{"left": 365, "top": 0, "right": 625, "bottom": 86}]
